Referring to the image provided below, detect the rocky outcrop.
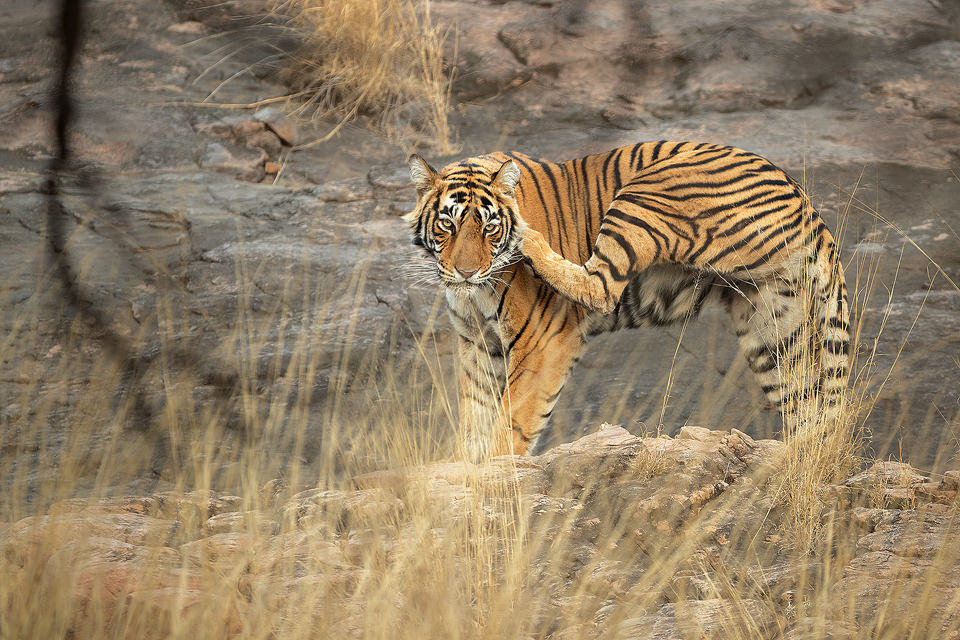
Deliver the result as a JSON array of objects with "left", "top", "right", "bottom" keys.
[{"left": 3, "top": 426, "right": 958, "bottom": 637}]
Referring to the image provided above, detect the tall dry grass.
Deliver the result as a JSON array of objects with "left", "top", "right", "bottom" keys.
[
  {"left": 1, "top": 181, "right": 958, "bottom": 638},
  {"left": 277, "top": 0, "right": 457, "bottom": 152}
]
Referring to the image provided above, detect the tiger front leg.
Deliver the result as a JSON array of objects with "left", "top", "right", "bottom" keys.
[
  {"left": 519, "top": 226, "right": 652, "bottom": 315},
  {"left": 455, "top": 336, "right": 508, "bottom": 462},
  {"left": 489, "top": 309, "right": 584, "bottom": 456}
]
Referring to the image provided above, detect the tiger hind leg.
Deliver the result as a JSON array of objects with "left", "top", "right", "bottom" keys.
[{"left": 723, "top": 237, "right": 850, "bottom": 426}]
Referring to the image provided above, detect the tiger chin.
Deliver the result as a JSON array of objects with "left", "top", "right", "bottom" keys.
[{"left": 404, "top": 141, "right": 850, "bottom": 461}]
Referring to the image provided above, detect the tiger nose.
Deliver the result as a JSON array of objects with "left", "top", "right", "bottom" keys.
[{"left": 456, "top": 267, "right": 478, "bottom": 279}]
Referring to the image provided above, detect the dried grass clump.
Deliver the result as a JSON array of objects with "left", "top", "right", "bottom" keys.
[{"left": 279, "top": 0, "right": 456, "bottom": 151}]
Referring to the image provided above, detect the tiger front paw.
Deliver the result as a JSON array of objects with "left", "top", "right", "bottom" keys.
[{"left": 518, "top": 227, "right": 550, "bottom": 266}]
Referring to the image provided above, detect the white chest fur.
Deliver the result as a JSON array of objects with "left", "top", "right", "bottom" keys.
[{"left": 445, "top": 287, "right": 504, "bottom": 352}]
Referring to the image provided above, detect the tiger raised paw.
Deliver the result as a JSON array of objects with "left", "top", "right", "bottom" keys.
[{"left": 404, "top": 141, "right": 849, "bottom": 459}]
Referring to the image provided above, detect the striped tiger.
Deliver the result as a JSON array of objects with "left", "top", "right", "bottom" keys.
[{"left": 405, "top": 141, "right": 849, "bottom": 459}]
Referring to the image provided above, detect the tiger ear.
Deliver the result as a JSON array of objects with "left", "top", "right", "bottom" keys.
[
  {"left": 408, "top": 154, "right": 438, "bottom": 196},
  {"left": 491, "top": 160, "right": 521, "bottom": 195}
]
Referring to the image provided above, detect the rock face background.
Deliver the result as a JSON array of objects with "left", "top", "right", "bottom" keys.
[{"left": 1, "top": 0, "right": 958, "bottom": 492}]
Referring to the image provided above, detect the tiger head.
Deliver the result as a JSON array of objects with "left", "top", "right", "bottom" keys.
[{"left": 404, "top": 154, "right": 524, "bottom": 292}]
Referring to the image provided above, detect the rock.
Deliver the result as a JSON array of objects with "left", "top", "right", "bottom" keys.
[
  {"left": 498, "top": 18, "right": 559, "bottom": 67},
  {"left": 1, "top": 513, "right": 179, "bottom": 569},
  {"left": 204, "top": 510, "right": 277, "bottom": 536},
  {"left": 282, "top": 488, "right": 403, "bottom": 530},
  {"left": 844, "top": 462, "right": 929, "bottom": 489},
  {"left": 254, "top": 106, "right": 298, "bottom": 146},
  {"left": 828, "top": 462, "right": 960, "bottom": 510},
  {"left": 180, "top": 531, "right": 258, "bottom": 569},
  {"left": 198, "top": 141, "right": 267, "bottom": 182},
  {"left": 2, "top": 428, "right": 959, "bottom": 638},
  {"left": 830, "top": 510, "right": 960, "bottom": 635},
  {"left": 167, "top": 21, "right": 208, "bottom": 35},
  {"left": 153, "top": 491, "right": 243, "bottom": 521},
  {"left": 41, "top": 536, "right": 195, "bottom": 636},
  {"left": 431, "top": 1, "right": 531, "bottom": 100},
  {"left": 120, "top": 587, "right": 243, "bottom": 639},
  {"left": 165, "top": 0, "right": 278, "bottom": 30},
  {"left": 48, "top": 496, "right": 160, "bottom": 516},
  {"left": 618, "top": 598, "right": 779, "bottom": 639},
  {"left": 3, "top": 0, "right": 958, "bottom": 506},
  {"left": 784, "top": 617, "right": 857, "bottom": 639},
  {"left": 601, "top": 103, "right": 649, "bottom": 130},
  {"left": 307, "top": 177, "right": 373, "bottom": 203},
  {"left": 942, "top": 471, "right": 960, "bottom": 492}
]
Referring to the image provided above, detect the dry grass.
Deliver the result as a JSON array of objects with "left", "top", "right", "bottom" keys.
[
  {"left": 276, "top": 0, "right": 457, "bottom": 152},
  {"left": 1, "top": 183, "right": 958, "bottom": 638}
]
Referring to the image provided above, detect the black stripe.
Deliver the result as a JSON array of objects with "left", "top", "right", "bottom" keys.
[
  {"left": 593, "top": 243, "right": 630, "bottom": 282},
  {"left": 539, "top": 159, "right": 570, "bottom": 252},
  {"left": 661, "top": 174, "right": 784, "bottom": 195},
  {"left": 611, "top": 153, "right": 623, "bottom": 191},
  {"left": 544, "top": 387, "right": 563, "bottom": 405},
  {"left": 600, "top": 226, "right": 637, "bottom": 276},
  {"left": 572, "top": 157, "right": 589, "bottom": 256},
  {"left": 616, "top": 193, "right": 687, "bottom": 219},
  {"left": 824, "top": 339, "right": 849, "bottom": 355},
  {"left": 495, "top": 269, "right": 519, "bottom": 319},
  {"left": 747, "top": 211, "right": 806, "bottom": 255},
  {"left": 704, "top": 158, "right": 763, "bottom": 175},
  {"left": 659, "top": 218, "right": 695, "bottom": 256},
  {"left": 511, "top": 424, "right": 531, "bottom": 442},
  {"left": 506, "top": 285, "right": 551, "bottom": 353},
  {"left": 589, "top": 172, "right": 603, "bottom": 247},
  {"left": 752, "top": 357, "right": 777, "bottom": 373},
  {"left": 650, "top": 140, "right": 666, "bottom": 162},
  {"left": 714, "top": 201, "right": 794, "bottom": 237},
  {"left": 508, "top": 153, "right": 554, "bottom": 242},
  {"left": 602, "top": 149, "right": 616, "bottom": 187},
  {"left": 463, "top": 387, "right": 497, "bottom": 408},
  {"left": 585, "top": 262, "right": 610, "bottom": 298},
  {"left": 826, "top": 317, "right": 849, "bottom": 331},
  {"left": 639, "top": 153, "right": 729, "bottom": 180},
  {"left": 603, "top": 208, "right": 668, "bottom": 256},
  {"left": 739, "top": 225, "right": 805, "bottom": 270},
  {"left": 507, "top": 290, "right": 556, "bottom": 383}
]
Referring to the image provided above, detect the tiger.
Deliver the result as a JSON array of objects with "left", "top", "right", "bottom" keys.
[{"left": 404, "top": 141, "right": 849, "bottom": 459}]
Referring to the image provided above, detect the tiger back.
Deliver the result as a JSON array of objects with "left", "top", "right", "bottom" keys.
[{"left": 405, "top": 141, "right": 850, "bottom": 459}]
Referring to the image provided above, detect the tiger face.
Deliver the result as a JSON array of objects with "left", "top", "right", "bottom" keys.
[{"left": 405, "top": 155, "right": 524, "bottom": 292}]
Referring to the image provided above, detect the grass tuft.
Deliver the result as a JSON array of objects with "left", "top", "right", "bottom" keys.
[{"left": 277, "top": 0, "right": 457, "bottom": 152}]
